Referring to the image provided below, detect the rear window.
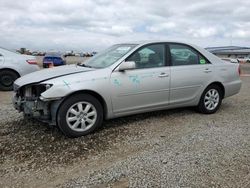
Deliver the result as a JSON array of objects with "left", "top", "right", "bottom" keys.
[{"left": 169, "top": 44, "right": 208, "bottom": 66}]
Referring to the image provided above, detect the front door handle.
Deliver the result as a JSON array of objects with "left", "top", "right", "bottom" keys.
[
  {"left": 204, "top": 68, "right": 212, "bottom": 73},
  {"left": 158, "top": 73, "right": 169, "bottom": 78}
]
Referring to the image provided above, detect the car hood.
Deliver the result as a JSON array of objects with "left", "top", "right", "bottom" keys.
[{"left": 14, "top": 64, "right": 94, "bottom": 89}]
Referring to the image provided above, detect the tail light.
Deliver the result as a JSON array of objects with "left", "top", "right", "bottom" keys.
[
  {"left": 238, "top": 65, "right": 241, "bottom": 76},
  {"left": 26, "top": 59, "right": 37, "bottom": 65}
]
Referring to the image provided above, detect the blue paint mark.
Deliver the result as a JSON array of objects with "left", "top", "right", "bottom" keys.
[
  {"left": 113, "top": 79, "right": 121, "bottom": 87},
  {"left": 129, "top": 75, "right": 140, "bottom": 85},
  {"left": 59, "top": 73, "right": 164, "bottom": 88},
  {"left": 63, "top": 80, "right": 71, "bottom": 88}
]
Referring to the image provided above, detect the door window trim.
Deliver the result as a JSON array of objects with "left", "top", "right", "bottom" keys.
[
  {"left": 124, "top": 42, "right": 169, "bottom": 69},
  {"left": 167, "top": 42, "right": 212, "bottom": 66}
]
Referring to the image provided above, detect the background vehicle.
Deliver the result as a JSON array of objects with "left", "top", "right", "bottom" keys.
[
  {"left": 0, "top": 47, "right": 40, "bottom": 91},
  {"left": 43, "top": 53, "right": 66, "bottom": 68},
  {"left": 221, "top": 58, "right": 239, "bottom": 63},
  {"left": 13, "top": 41, "right": 241, "bottom": 137},
  {"left": 237, "top": 56, "right": 250, "bottom": 63}
]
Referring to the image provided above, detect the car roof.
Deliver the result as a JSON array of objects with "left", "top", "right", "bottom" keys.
[{"left": 119, "top": 40, "right": 193, "bottom": 45}]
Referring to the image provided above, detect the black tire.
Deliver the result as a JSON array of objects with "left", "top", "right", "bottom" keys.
[
  {"left": 57, "top": 94, "right": 103, "bottom": 138},
  {"left": 197, "top": 84, "right": 222, "bottom": 114},
  {"left": 0, "top": 70, "right": 19, "bottom": 91}
]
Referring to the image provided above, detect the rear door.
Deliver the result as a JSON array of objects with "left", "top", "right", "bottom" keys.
[{"left": 168, "top": 43, "right": 214, "bottom": 105}]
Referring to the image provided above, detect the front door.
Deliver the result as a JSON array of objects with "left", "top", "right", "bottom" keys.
[{"left": 110, "top": 44, "right": 170, "bottom": 115}]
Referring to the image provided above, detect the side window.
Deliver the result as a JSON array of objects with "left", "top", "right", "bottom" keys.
[
  {"left": 127, "top": 44, "right": 165, "bottom": 69},
  {"left": 169, "top": 44, "right": 208, "bottom": 66}
]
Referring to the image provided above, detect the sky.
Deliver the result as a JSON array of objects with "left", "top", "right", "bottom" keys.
[{"left": 0, "top": 0, "right": 250, "bottom": 52}]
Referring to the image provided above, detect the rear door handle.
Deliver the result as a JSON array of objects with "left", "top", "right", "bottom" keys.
[
  {"left": 158, "top": 73, "right": 169, "bottom": 77},
  {"left": 204, "top": 68, "right": 212, "bottom": 73}
]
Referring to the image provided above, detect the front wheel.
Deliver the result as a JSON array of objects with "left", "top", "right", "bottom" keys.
[
  {"left": 57, "top": 94, "right": 103, "bottom": 138},
  {"left": 197, "top": 85, "right": 222, "bottom": 114}
]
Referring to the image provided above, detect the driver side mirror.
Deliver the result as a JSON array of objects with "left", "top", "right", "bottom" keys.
[{"left": 118, "top": 61, "right": 136, "bottom": 71}]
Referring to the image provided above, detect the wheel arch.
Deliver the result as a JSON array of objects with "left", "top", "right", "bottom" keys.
[
  {"left": 0, "top": 68, "right": 21, "bottom": 77},
  {"left": 56, "top": 89, "right": 108, "bottom": 120},
  {"left": 206, "top": 81, "right": 225, "bottom": 99}
]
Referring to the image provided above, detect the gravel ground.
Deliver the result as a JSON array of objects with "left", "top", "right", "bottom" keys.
[{"left": 0, "top": 67, "right": 250, "bottom": 187}]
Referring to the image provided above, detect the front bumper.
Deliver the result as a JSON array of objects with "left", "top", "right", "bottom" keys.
[
  {"left": 12, "top": 91, "right": 63, "bottom": 125},
  {"left": 12, "top": 94, "right": 51, "bottom": 121}
]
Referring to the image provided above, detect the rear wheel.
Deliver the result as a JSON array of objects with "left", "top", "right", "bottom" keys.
[
  {"left": 57, "top": 94, "right": 103, "bottom": 138},
  {"left": 0, "top": 70, "right": 19, "bottom": 91},
  {"left": 197, "top": 85, "right": 222, "bottom": 114}
]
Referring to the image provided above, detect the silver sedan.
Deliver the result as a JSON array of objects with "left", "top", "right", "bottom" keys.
[{"left": 13, "top": 41, "right": 242, "bottom": 137}]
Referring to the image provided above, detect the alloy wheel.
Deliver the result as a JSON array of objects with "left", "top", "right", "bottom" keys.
[
  {"left": 204, "top": 89, "right": 220, "bottom": 111},
  {"left": 66, "top": 102, "right": 97, "bottom": 132}
]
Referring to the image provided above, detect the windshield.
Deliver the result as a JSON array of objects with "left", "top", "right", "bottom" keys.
[{"left": 81, "top": 44, "right": 137, "bottom": 68}]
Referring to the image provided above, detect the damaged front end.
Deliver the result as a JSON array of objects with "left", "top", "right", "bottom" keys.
[{"left": 12, "top": 83, "right": 61, "bottom": 125}]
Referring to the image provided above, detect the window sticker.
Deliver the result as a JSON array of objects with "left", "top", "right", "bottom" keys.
[
  {"left": 116, "top": 47, "right": 131, "bottom": 51},
  {"left": 200, "top": 59, "right": 206, "bottom": 64}
]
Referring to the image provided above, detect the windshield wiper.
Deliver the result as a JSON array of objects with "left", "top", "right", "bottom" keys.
[{"left": 77, "top": 63, "right": 93, "bottom": 68}]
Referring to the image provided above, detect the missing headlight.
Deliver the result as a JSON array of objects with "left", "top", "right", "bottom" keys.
[
  {"left": 21, "top": 84, "right": 50, "bottom": 100},
  {"left": 25, "top": 86, "right": 32, "bottom": 97},
  {"left": 45, "top": 84, "right": 52, "bottom": 90}
]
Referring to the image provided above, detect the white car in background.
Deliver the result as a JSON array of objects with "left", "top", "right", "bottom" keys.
[{"left": 0, "top": 47, "right": 40, "bottom": 91}]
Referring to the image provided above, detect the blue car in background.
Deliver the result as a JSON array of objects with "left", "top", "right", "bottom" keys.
[{"left": 43, "top": 53, "right": 66, "bottom": 68}]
